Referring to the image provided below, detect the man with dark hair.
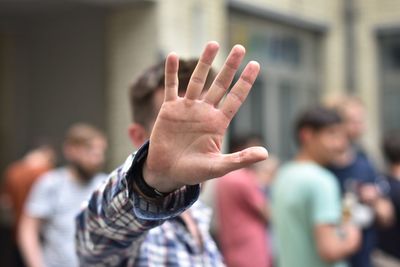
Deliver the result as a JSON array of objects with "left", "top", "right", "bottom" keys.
[
  {"left": 76, "top": 42, "right": 268, "bottom": 266},
  {"left": 19, "top": 123, "right": 107, "bottom": 267},
  {"left": 376, "top": 130, "right": 400, "bottom": 265},
  {"left": 272, "top": 106, "right": 361, "bottom": 267}
]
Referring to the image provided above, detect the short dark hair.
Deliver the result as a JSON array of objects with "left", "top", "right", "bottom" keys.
[
  {"left": 382, "top": 130, "right": 400, "bottom": 164},
  {"left": 294, "top": 106, "right": 343, "bottom": 144},
  {"left": 129, "top": 58, "right": 216, "bottom": 129}
]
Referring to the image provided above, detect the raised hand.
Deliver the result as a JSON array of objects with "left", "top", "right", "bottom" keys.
[{"left": 143, "top": 41, "right": 268, "bottom": 193}]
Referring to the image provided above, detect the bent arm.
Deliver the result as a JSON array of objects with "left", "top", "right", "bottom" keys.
[
  {"left": 76, "top": 142, "right": 200, "bottom": 266},
  {"left": 315, "top": 223, "right": 360, "bottom": 262},
  {"left": 18, "top": 213, "right": 45, "bottom": 267}
]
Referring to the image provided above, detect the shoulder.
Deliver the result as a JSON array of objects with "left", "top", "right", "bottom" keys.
[
  {"left": 346, "top": 152, "right": 377, "bottom": 181},
  {"left": 218, "top": 169, "right": 253, "bottom": 186},
  {"left": 93, "top": 172, "right": 108, "bottom": 183},
  {"left": 33, "top": 167, "right": 67, "bottom": 189},
  {"left": 310, "top": 165, "right": 338, "bottom": 188},
  {"left": 277, "top": 163, "right": 338, "bottom": 191},
  {"left": 87, "top": 172, "right": 108, "bottom": 191},
  {"left": 278, "top": 162, "right": 334, "bottom": 181},
  {"left": 25, "top": 168, "right": 67, "bottom": 216},
  {"left": 383, "top": 175, "right": 400, "bottom": 192},
  {"left": 348, "top": 149, "right": 375, "bottom": 172},
  {"left": 216, "top": 170, "right": 258, "bottom": 200},
  {"left": 4, "top": 161, "right": 24, "bottom": 179}
]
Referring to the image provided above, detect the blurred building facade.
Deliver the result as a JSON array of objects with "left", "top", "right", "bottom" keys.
[{"left": 1, "top": 0, "right": 400, "bottom": 170}]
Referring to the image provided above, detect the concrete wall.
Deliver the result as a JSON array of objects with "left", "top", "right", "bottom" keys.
[
  {"left": 0, "top": 8, "right": 107, "bottom": 168},
  {"left": 105, "top": 2, "right": 158, "bottom": 167},
  {"left": 157, "top": 0, "right": 227, "bottom": 61}
]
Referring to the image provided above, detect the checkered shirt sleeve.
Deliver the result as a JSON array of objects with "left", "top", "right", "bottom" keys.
[{"left": 75, "top": 142, "right": 200, "bottom": 266}]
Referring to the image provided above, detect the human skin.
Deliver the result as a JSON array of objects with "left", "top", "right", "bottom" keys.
[{"left": 142, "top": 42, "right": 269, "bottom": 193}]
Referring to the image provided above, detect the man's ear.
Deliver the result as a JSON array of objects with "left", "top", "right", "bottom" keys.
[
  {"left": 128, "top": 123, "right": 149, "bottom": 148},
  {"left": 299, "top": 127, "right": 313, "bottom": 145}
]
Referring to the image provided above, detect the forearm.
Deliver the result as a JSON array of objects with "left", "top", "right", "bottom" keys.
[
  {"left": 75, "top": 171, "right": 149, "bottom": 266},
  {"left": 316, "top": 223, "right": 360, "bottom": 262},
  {"left": 333, "top": 224, "right": 360, "bottom": 259},
  {"left": 18, "top": 217, "right": 45, "bottom": 267},
  {"left": 19, "top": 236, "right": 45, "bottom": 267},
  {"left": 317, "top": 237, "right": 349, "bottom": 262},
  {"left": 76, "top": 145, "right": 200, "bottom": 266}
]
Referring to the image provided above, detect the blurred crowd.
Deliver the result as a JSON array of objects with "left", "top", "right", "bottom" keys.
[
  {"left": 1, "top": 123, "right": 108, "bottom": 267},
  {"left": 213, "top": 96, "right": 400, "bottom": 267},
  {"left": 1, "top": 71, "right": 400, "bottom": 267}
]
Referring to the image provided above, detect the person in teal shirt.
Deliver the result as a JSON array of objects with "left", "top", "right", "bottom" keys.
[{"left": 272, "top": 106, "right": 361, "bottom": 267}]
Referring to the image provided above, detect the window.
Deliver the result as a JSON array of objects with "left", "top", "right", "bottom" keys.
[
  {"left": 229, "top": 11, "right": 322, "bottom": 160},
  {"left": 379, "top": 34, "right": 400, "bottom": 131}
]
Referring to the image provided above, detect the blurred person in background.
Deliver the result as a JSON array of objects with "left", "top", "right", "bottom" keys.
[
  {"left": 254, "top": 153, "right": 280, "bottom": 264},
  {"left": 374, "top": 130, "right": 400, "bottom": 267},
  {"left": 325, "top": 96, "right": 393, "bottom": 267},
  {"left": 18, "top": 123, "right": 107, "bottom": 267},
  {"left": 1, "top": 144, "right": 56, "bottom": 267},
  {"left": 75, "top": 42, "right": 268, "bottom": 266},
  {"left": 272, "top": 106, "right": 361, "bottom": 267},
  {"left": 216, "top": 134, "right": 274, "bottom": 267}
]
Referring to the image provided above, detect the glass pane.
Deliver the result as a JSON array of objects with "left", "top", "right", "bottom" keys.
[
  {"left": 379, "top": 34, "right": 400, "bottom": 132},
  {"left": 229, "top": 11, "right": 322, "bottom": 159}
]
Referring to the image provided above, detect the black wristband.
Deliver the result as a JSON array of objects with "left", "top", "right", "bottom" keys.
[{"left": 129, "top": 141, "right": 170, "bottom": 199}]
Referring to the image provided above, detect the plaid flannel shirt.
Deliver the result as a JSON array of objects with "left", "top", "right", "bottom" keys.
[{"left": 75, "top": 142, "right": 224, "bottom": 266}]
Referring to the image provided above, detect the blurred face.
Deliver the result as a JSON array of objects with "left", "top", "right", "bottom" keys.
[
  {"left": 65, "top": 137, "right": 107, "bottom": 180},
  {"left": 304, "top": 124, "right": 348, "bottom": 165},
  {"left": 344, "top": 104, "right": 365, "bottom": 141}
]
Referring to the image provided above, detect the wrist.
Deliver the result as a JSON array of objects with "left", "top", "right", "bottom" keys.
[
  {"left": 134, "top": 166, "right": 169, "bottom": 199},
  {"left": 128, "top": 141, "right": 171, "bottom": 200},
  {"left": 143, "top": 161, "right": 184, "bottom": 194},
  {"left": 342, "top": 224, "right": 360, "bottom": 250}
]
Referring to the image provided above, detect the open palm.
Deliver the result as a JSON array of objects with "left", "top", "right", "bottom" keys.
[{"left": 144, "top": 42, "right": 268, "bottom": 193}]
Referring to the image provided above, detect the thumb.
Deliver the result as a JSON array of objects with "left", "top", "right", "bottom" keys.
[{"left": 212, "top": 146, "right": 269, "bottom": 178}]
